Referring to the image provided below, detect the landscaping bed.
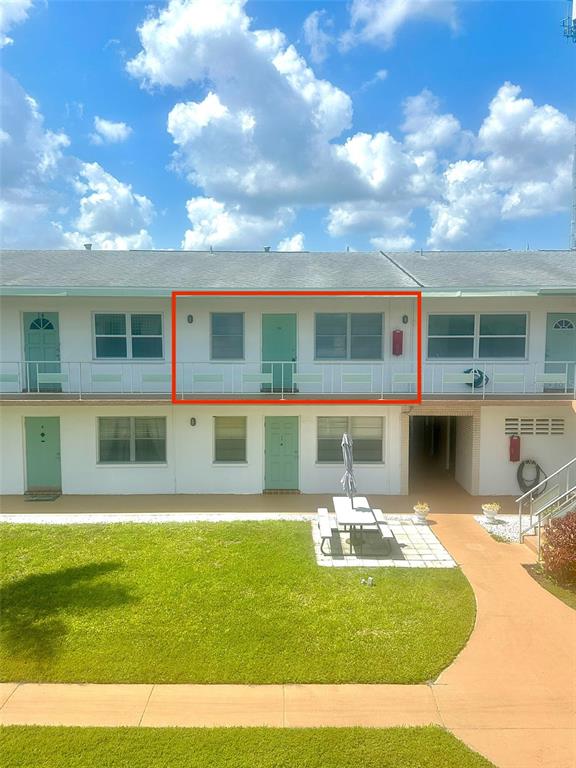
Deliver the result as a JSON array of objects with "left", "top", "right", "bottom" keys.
[
  {"left": 0, "top": 522, "right": 475, "bottom": 684},
  {"left": 0, "top": 726, "right": 495, "bottom": 768}
]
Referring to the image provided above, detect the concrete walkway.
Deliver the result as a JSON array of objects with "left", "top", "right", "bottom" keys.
[{"left": 1, "top": 513, "right": 574, "bottom": 768}]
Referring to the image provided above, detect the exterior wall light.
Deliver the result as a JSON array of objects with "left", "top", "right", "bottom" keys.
[
  {"left": 187, "top": 314, "right": 194, "bottom": 324},
  {"left": 190, "top": 418, "right": 197, "bottom": 426},
  {"left": 402, "top": 315, "right": 409, "bottom": 324}
]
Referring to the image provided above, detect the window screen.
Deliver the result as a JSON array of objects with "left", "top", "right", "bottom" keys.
[
  {"left": 98, "top": 417, "right": 166, "bottom": 463},
  {"left": 214, "top": 416, "right": 247, "bottom": 462},
  {"left": 211, "top": 313, "right": 244, "bottom": 360}
]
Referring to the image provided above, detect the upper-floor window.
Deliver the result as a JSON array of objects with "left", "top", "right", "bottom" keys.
[
  {"left": 315, "top": 313, "right": 383, "bottom": 360},
  {"left": 94, "top": 313, "right": 163, "bottom": 359},
  {"left": 428, "top": 314, "right": 527, "bottom": 359},
  {"left": 214, "top": 416, "right": 247, "bottom": 462},
  {"left": 211, "top": 313, "right": 244, "bottom": 360},
  {"left": 317, "top": 416, "right": 384, "bottom": 463},
  {"left": 98, "top": 416, "right": 167, "bottom": 463}
]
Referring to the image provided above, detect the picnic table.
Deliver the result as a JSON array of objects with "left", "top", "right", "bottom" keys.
[
  {"left": 332, "top": 496, "right": 376, "bottom": 532},
  {"left": 332, "top": 496, "right": 395, "bottom": 555}
]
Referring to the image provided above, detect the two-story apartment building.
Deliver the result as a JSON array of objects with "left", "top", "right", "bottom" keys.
[{"left": 0, "top": 248, "right": 574, "bottom": 499}]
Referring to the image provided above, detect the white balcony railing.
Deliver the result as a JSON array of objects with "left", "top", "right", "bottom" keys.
[{"left": 1, "top": 360, "right": 574, "bottom": 398}]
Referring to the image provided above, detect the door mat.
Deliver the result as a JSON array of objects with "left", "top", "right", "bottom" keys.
[
  {"left": 262, "top": 489, "right": 301, "bottom": 495},
  {"left": 25, "top": 493, "right": 61, "bottom": 502}
]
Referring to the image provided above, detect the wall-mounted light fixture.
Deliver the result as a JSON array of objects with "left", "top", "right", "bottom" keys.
[
  {"left": 402, "top": 315, "right": 409, "bottom": 324},
  {"left": 190, "top": 418, "right": 197, "bottom": 427},
  {"left": 187, "top": 314, "right": 194, "bottom": 324}
]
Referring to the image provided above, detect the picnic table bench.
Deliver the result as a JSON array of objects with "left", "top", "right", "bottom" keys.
[{"left": 317, "top": 499, "right": 395, "bottom": 556}]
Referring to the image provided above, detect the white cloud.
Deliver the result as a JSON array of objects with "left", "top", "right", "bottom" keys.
[
  {"left": 0, "top": 71, "right": 155, "bottom": 250},
  {"left": 126, "top": 0, "right": 250, "bottom": 88},
  {"left": 182, "top": 197, "right": 293, "bottom": 249},
  {"left": 130, "top": 0, "right": 356, "bottom": 214},
  {"left": 303, "top": 10, "right": 333, "bottom": 64},
  {"left": 277, "top": 232, "right": 305, "bottom": 251},
  {"left": 61, "top": 228, "right": 153, "bottom": 251},
  {"left": 402, "top": 89, "right": 470, "bottom": 153},
  {"left": 127, "top": 1, "right": 572, "bottom": 250},
  {"left": 428, "top": 84, "right": 574, "bottom": 247},
  {"left": 342, "top": 0, "right": 457, "bottom": 50},
  {"left": 71, "top": 162, "right": 154, "bottom": 237},
  {"left": 0, "top": 70, "right": 72, "bottom": 247},
  {"left": 358, "top": 68, "right": 388, "bottom": 93},
  {"left": 0, "top": 0, "right": 33, "bottom": 47},
  {"left": 371, "top": 234, "right": 415, "bottom": 250},
  {"left": 478, "top": 82, "right": 573, "bottom": 184},
  {"left": 327, "top": 201, "right": 414, "bottom": 250},
  {"left": 90, "top": 116, "right": 133, "bottom": 145}
]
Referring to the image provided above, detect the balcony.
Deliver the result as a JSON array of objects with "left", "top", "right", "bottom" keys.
[{"left": 0, "top": 360, "right": 574, "bottom": 400}]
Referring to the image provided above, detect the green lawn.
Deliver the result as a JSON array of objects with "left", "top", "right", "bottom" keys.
[
  {"left": 0, "top": 522, "right": 475, "bottom": 684},
  {"left": 0, "top": 726, "right": 495, "bottom": 768}
]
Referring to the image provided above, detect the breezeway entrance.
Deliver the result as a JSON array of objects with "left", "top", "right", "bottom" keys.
[{"left": 409, "top": 415, "right": 477, "bottom": 496}]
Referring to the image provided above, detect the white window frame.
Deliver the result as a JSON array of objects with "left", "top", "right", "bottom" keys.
[
  {"left": 210, "top": 312, "right": 245, "bottom": 361},
  {"left": 97, "top": 416, "right": 167, "bottom": 465},
  {"left": 316, "top": 416, "right": 385, "bottom": 464},
  {"left": 426, "top": 312, "right": 528, "bottom": 361},
  {"left": 314, "top": 313, "right": 384, "bottom": 361},
  {"left": 213, "top": 416, "right": 248, "bottom": 464},
  {"left": 92, "top": 312, "right": 164, "bottom": 361}
]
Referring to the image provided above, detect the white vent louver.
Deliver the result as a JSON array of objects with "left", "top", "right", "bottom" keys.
[{"left": 505, "top": 417, "right": 565, "bottom": 436}]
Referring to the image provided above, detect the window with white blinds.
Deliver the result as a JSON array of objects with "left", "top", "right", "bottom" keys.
[
  {"left": 317, "top": 416, "right": 384, "bottom": 463},
  {"left": 214, "top": 416, "right": 247, "bottom": 462},
  {"left": 98, "top": 417, "right": 167, "bottom": 463},
  {"left": 504, "top": 417, "right": 565, "bottom": 436}
]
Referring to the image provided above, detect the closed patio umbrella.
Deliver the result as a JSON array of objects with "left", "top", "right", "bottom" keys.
[{"left": 340, "top": 432, "right": 357, "bottom": 508}]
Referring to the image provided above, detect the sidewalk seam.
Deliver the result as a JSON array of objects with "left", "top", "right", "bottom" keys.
[
  {"left": 137, "top": 684, "right": 155, "bottom": 727},
  {"left": 0, "top": 683, "right": 21, "bottom": 712}
]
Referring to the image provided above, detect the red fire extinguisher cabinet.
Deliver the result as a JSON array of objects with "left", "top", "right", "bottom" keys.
[{"left": 509, "top": 435, "right": 520, "bottom": 463}]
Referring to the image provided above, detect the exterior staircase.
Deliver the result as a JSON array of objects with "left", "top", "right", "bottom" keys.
[{"left": 517, "top": 456, "right": 576, "bottom": 558}]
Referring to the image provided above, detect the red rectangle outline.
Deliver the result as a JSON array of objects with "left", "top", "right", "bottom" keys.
[{"left": 171, "top": 290, "right": 422, "bottom": 405}]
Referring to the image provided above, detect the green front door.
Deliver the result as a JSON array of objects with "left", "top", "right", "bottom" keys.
[
  {"left": 546, "top": 313, "right": 576, "bottom": 389},
  {"left": 25, "top": 417, "right": 62, "bottom": 492},
  {"left": 23, "top": 312, "right": 61, "bottom": 391},
  {"left": 265, "top": 416, "right": 299, "bottom": 490},
  {"left": 262, "top": 314, "right": 297, "bottom": 391}
]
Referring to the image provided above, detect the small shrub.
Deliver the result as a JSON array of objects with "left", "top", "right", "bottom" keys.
[{"left": 541, "top": 512, "right": 576, "bottom": 585}]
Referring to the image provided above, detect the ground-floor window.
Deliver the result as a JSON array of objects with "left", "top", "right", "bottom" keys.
[
  {"left": 317, "top": 416, "right": 384, "bottom": 463},
  {"left": 214, "top": 416, "right": 247, "bottom": 463},
  {"left": 98, "top": 417, "right": 167, "bottom": 463}
]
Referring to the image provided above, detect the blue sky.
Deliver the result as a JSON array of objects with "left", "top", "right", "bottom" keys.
[{"left": 1, "top": 0, "right": 574, "bottom": 251}]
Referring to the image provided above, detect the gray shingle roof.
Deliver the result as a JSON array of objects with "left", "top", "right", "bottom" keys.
[
  {"left": 0, "top": 250, "right": 415, "bottom": 291},
  {"left": 385, "top": 250, "right": 576, "bottom": 290},
  {"left": 0, "top": 248, "right": 574, "bottom": 293}
]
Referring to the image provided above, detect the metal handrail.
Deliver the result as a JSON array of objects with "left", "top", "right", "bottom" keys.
[{"left": 2, "top": 359, "right": 575, "bottom": 397}]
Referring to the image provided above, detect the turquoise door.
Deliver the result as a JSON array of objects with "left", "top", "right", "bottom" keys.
[
  {"left": 262, "top": 314, "right": 297, "bottom": 391},
  {"left": 265, "top": 416, "right": 299, "bottom": 490},
  {"left": 546, "top": 313, "right": 576, "bottom": 389},
  {"left": 25, "top": 417, "right": 62, "bottom": 492},
  {"left": 23, "top": 312, "right": 61, "bottom": 392}
]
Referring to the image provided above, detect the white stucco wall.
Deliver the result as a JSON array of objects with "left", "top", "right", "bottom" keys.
[
  {"left": 454, "top": 416, "right": 475, "bottom": 494},
  {"left": 0, "top": 404, "right": 402, "bottom": 496},
  {"left": 2, "top": 294, "right": 573, "bottom": 396},
  {"left": 478, "top": 405, "right": 576, "bottom": 495}
]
